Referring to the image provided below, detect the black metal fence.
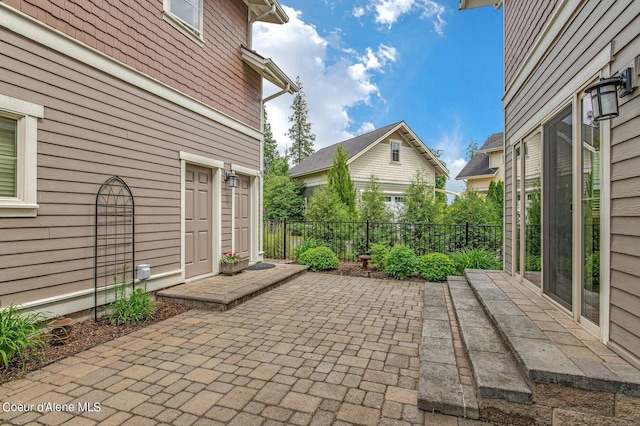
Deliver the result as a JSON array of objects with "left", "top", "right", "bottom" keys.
[{"left": 264, "top": 219, "right": 503, "bottom": 262}]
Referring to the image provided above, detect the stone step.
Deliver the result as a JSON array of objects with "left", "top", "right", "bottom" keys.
[
  {"left": 464, "top": 270, "right": 640, "bottom": 396},
  {"left": 448, "top": 276, "right": 533, "bottom": 405},
  {"left": 417, "top": 282, "right": 480, "bottom": 420}
]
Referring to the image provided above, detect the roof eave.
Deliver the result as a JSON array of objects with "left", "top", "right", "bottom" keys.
[
  {"left": 459, "top": 0, "right": 502, "bottom": 10},
  {"left": 455, "top": 171, "right": 498, "bottom": 181},
  {"left": 241, "top": 47, "right": 298, "bottom": 93},
  {"left": 245, "top": 0, "right": 289, "bottom": 24}
]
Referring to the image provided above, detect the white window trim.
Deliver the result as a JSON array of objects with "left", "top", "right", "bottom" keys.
[
  {"left": 163, "top": 0, "right": 204, "bottom": 45},
  {"left": 0, "top": 94, "right": 43, "bottom": 218},
  {"left": 390, "top": 140, "right": 401, "bottom": 163}
]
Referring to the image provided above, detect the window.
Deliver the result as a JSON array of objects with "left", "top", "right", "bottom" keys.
[
  {"left": 164, "top": 0, "right": 203, "bottom": 40},
  {"left": 0, "top": 116, "right": 16, "bottom": 198},
  {"left": 0, "top": 94, "right": 43, "bottom": 217},
  {"left": 391, "top": 141, "right": 400, "bottom": 163}
]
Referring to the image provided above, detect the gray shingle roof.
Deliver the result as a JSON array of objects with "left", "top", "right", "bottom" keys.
[
  {"left": 455, "top": 132, "right": 503, "bottom": 180},
  {"left": 478, "top": 132, "right": 503, "bottom": 153},
  {"left": 289, "top": 122, "right": 403, "bottom": 177}
]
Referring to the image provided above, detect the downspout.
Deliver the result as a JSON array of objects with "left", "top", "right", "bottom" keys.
[{"left": 247, "top": 3, "right": 276, "bottom": 49}]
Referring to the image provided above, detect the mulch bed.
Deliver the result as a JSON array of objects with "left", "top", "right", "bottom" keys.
[{"left": 0, "top": 301, "right": 191, "bottom": 385}]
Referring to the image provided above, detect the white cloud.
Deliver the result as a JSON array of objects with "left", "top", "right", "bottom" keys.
[
  {"left": 254, "top": 6, "right": 397, "bottom": 153},
  {"left": 360, "top": 0, "right": 446, "bottom": 35},
  {"left": 425, "top": 123, "right": 468, "bottom": 198}
]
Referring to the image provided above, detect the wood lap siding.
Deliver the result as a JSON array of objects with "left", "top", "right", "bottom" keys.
[
  {"left": 0, "top": 27, "right": 258, "bottom": 304},
  {"left": 504, "top": 0, "right": 559, "bottom": 87},
  {"left": 3, "top": 0, "right": 262, "bottom": 129},
  {"left": 504, "top": 0, "right": 640, "bottom": 359}
]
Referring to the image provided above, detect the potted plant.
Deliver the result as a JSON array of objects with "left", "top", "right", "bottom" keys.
[{"left": 220, "top": 252, "right": 249, "bottom": 275}]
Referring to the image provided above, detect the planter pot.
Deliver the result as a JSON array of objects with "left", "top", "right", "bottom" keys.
[{"left": 220, "top": 258, "right": 249, "bottom": 276}]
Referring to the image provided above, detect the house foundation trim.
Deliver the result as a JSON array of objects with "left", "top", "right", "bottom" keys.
[
  {"left": 0, "top": 3, "right": 262, "bottom": 141},
  {"left": 10, "top": 270, "right": 183, "bottom": 319}
]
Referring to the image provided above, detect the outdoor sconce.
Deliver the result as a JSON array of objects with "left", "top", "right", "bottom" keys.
[
  {"left": 225, "top": 171, "right": 239, "bottom": 188},
  {"left": 584, "top": 67, "right": 634, "bottom": 121}
]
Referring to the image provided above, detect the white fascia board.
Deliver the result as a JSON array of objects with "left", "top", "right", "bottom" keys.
[
  {"left": 400, "top": 125, "right": 450, "bottom": 176},
  {"left": 245, "top": 0, "right": 288, "bottom": 24},
  {"left": 455, "top": 171, "right": 498, "bottom": 181},
  {"left": 459, "top": 0, "right": 501, "bottom": 10},
  {"left": 242, "top": 48, "right": 298, "bottom": 93},
  {"left": 0, "top": 3, "right": 262, "bottom": 141},
  {"left": 346, "top": 123, "right": 403, "bottom": 166}
]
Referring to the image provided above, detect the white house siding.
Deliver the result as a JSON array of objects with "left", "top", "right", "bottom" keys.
[
  {"left": 0, "top": 26, "right": 259, "bottom": 313},
  {"left": 503, "top": 0, "right": 640, "bottom": 362}
]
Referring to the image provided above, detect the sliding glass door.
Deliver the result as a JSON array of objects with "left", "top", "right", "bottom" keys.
[{"left": 543, "top": 105, "right": 573, "bottom": 310}]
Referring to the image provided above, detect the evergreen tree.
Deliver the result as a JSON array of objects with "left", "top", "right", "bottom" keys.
[
  {"left": 327, "top": 145, "right": 356, "bottom": 214},
  {"left": 466, "top": 138, "right": 479, "bottom": 161},
  {"left": 430, "top": 148, "right": 448, "bottom": 206},
  {"left": 359, "top": 175, "right": 393, "bottom": 223},
  {"left": 487, "top": 180, "right": 504, "bottom": 217},
  {"left": 263, "top": 157, "right": 303, "bottom": 220},
  {"left": 447, "top": 188, "right": 499, "bottom": 225},
  {"left": 263, "top": 106, "right": 279, "bottom": 174},
  {"left": 400, "top": 169, "right": 442, "bottom": 224},
  {"left": 286, "top": 77, "right": 315, "bottom": 165},
  {"left": 305, "top": 186, "right": 351, "bottom": 222}
]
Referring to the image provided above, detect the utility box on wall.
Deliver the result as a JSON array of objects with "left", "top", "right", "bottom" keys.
[{"left": 137, "top": 264, "right": 151, "bottom": 281}]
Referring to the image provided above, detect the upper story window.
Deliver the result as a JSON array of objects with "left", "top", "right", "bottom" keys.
[
  {"left": 391, "top": 140, "right": 400, "bottom": 163},
  {"left": 164, "top": 0, "right": 204, "bottom": 41},
  {"left": 0, "top": 94, "right": 43, "bottom": 217}
]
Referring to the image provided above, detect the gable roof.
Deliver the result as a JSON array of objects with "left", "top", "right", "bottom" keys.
[
  {"left": 289, "top": 121, "right": 449, "bottom": 178},
  {"left": 455, "top": 132, "right": 503, "bottom": 180},
  {"left": 478, "top": 132, "right": 503, "bottom": 153}
]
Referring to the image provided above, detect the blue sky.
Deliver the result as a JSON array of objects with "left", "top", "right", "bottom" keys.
[{"left": 254, "top": 0, "right": 503, "bottom": 194}]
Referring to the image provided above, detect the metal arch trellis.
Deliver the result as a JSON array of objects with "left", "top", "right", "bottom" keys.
[{"left": 94, "top": 176, "right": 135, "bottom": 321}]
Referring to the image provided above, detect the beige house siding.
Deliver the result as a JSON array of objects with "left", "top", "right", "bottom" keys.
[
  {"left": 503, "top": 0, "right": 640, "bottom": 361},
  {"left": 467, "top": 176, "right": 497, "bottom": 193},
  {"left": 348, "top": 132, "right": 436, "bottom": 185},
  {"left": 0, "top": 26, "right": 258, "bottom": 307}
]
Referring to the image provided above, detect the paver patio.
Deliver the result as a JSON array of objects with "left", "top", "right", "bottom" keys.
[{"left": 0, "top": 273, "right": 487, "bottom": 425}]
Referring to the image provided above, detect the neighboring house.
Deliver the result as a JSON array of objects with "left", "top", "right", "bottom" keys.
[
  {"left": 455, "top": 132, "right": 504, "bottom": 193},
  {"left": 0, "top": 0, "right": 296, "bottom": 316},
  {"left": 461, "top": 0, "right": 640, "bottom": 366},
  {"left": 289, "top": 121, "right": 449, "bottom": 212}
]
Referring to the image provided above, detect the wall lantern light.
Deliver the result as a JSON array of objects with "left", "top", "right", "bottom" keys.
[
  {"left": 225, "top": 171, "right": 239, "bottom": 188},
  {"left": 584, "top": 67, "right": 634, "bottom": 121}
]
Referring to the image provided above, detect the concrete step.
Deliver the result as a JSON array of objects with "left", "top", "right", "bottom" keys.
[
  {"left": 417, "top": 282, "right": 480, "bottom": 420},
  {"left": 448, "top": 276, "right": 533, "bottom": 405}
]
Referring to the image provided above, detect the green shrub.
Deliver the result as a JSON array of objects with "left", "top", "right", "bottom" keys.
[
  {"left": 525, "top": 254, "right": 541, "bottom": 272},
  {"left": 293, "top": 238, "right": 322, "bottom": 259},
  {"left": 298, "top": 246, "right": 339, "bottom": 271},
  {"left": 416, "top": 253, "right": 456, "bottom": 282},
  {"left": 384, "top": 245, "right": 416, "bottom": 280},
  {"left": 450, "top": 249, "right": 502, "bottom": 274},
  {"left": 370, "top": 243, "right": 390, "bottom": 270},
  {"left": 584, "top": 252, "right": 600, "bottom": 292},
  {"left": 0, "top": 303, "right": 46, "bottom": 370},
  {"left": 109, "top": 283, "right": 154, "bottom": 325}
]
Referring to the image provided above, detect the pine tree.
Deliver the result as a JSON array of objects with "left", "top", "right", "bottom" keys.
[
  {"left": 327, "top": 144, "right": 356, "bottom": 215},
  {"left": 466, "top": 138, "right": 478, "bottom": 161},
  {"left": 263, "top": 107, "right": 279, "bottom": 174},
  {"left": 286, "top": 77, "right": 315, "bottom": 165}
]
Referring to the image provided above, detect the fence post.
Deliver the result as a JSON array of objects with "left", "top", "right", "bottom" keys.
[
  {"left": 465, "top": 222, "right": 470, "bottom": 248},
  {"left": 283, "top": 219, "right": 287, "bottom": 260},
  {"left": 366, "top": 220, "right": 370, "bottom": 254}
]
